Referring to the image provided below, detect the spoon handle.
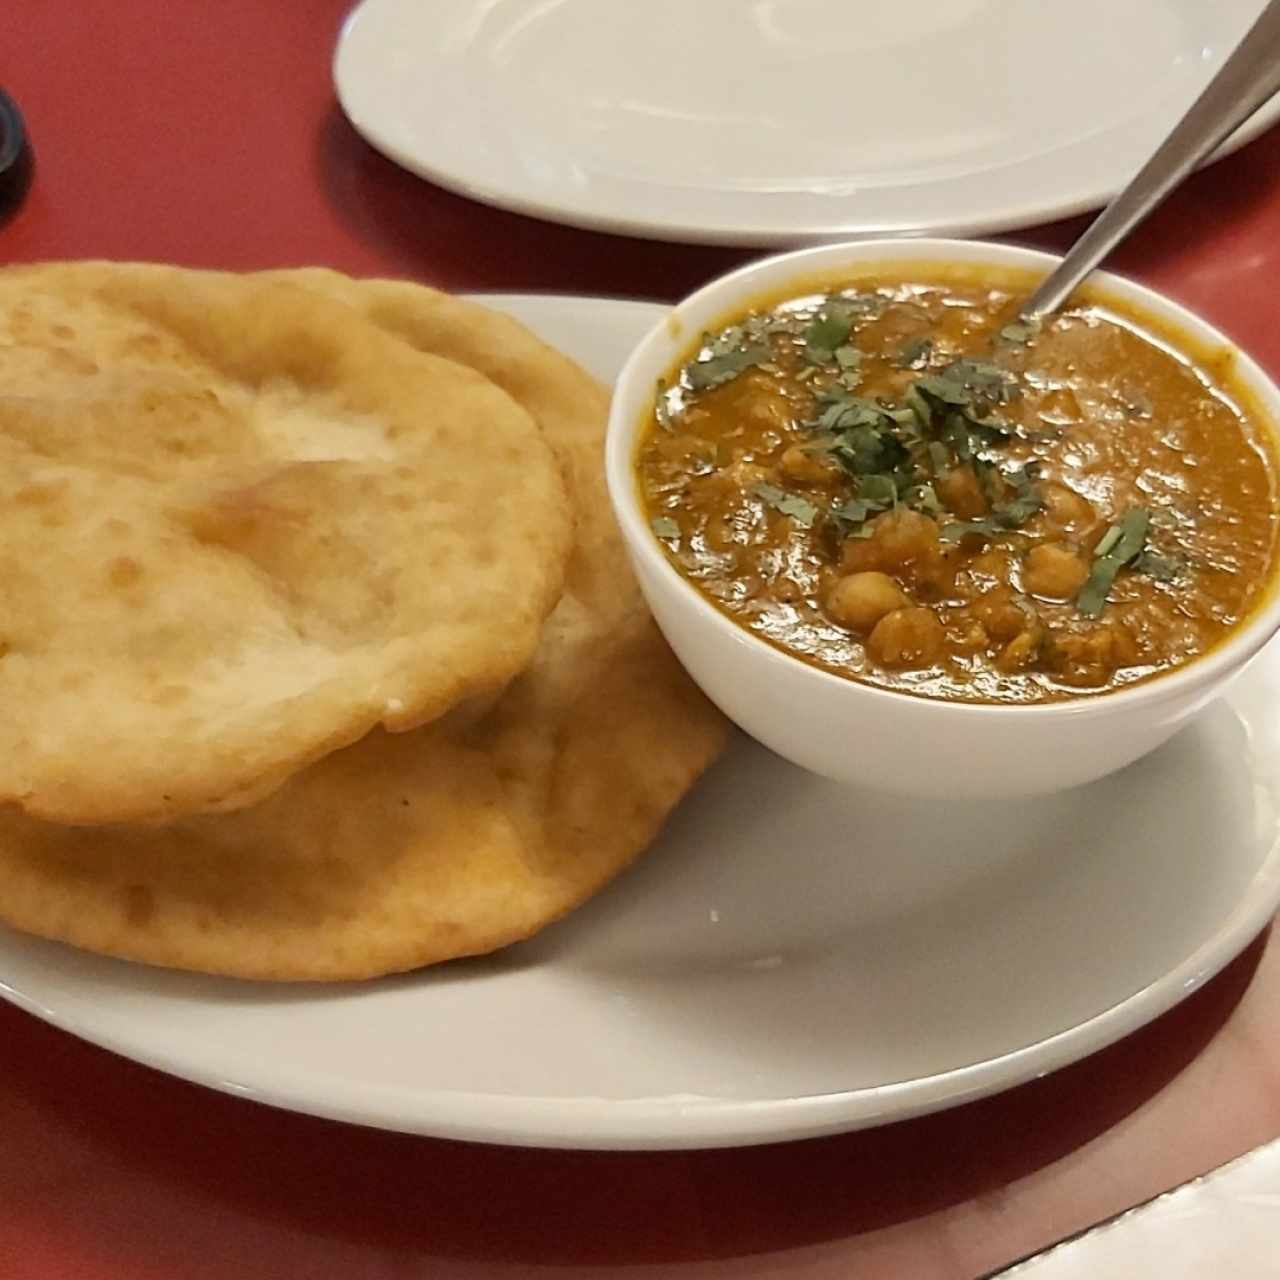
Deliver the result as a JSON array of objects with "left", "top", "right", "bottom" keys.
[{"left": 1023, "top": 0, "right": 1280, "bottom": 319}]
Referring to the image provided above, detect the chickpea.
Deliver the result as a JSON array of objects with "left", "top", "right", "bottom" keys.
[
  {"left": 842, "top": 507, "right": 942, "bottom": 573},
  {"left": 948, "top": 615, "right": 991, "bottom": 654},
  {"left": 697, "top": 460, "right": 768, "bottom": 504},
  {"left": 1040, "top": 481, "right": 1095, "bottom": 533},
  {"left": 874, "top": 507, "right": 942, "bottom": 570},
  {"left": 1051, "top": 623, "right": 1140, "bottom": 687},
  {"left": 826, "top": 572, "right": 911, "bottom": 633},
  {"left": 936, "top": 466, "right": 988, "bottom": 519},
  {"left": 968, "top": 547, "right": 1013, "bottom": 587},
  {"left": 972, "top": 585, "right": 1029, "bottom": 643},
  {"left": 867, "top": 606, "right": 946, "bottom": 669},
  {"left": 840, "top": 535, "right": 883, "bottom": 575},
  {"left": 780, "top": 445, "right": 841, "bottom": 486},
  {"left": 912, "top": 553, "right": 958, "bottom": 601},
  {"left": 1023, "top": 542, "right": 1089, "bottom": 600},
  {"left": 995, "top": 629, "right": 1042, "bottom": 673},
  {"left": 1110, "top": 621, "right": 1140, "bottom": 666}
]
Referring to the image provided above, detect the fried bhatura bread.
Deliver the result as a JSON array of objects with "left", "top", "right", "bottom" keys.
[
  {"left": 0, "top": 263, "right": 571, "bottom": 824},
  {"left": 0, "top": 279, "right": 729, "bottom": 978}
]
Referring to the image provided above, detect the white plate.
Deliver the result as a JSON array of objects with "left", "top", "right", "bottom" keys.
[
  {"left": 1, "top": 295, "right": 1279, "bottom": 1151},
  {"left": 333, "top": 0, "right": 1280, "bottom": 246}
]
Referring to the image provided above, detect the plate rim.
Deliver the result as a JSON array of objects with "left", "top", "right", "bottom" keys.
[
  {"left": 333, "top": 0, "right": 1280, "bottom": 247},
  {"left": 1, "top": 291, "right": 1278, "bottom": 1151},
  {"left": 3, "top": 841, "right": 1278, "bottom": 1150}
]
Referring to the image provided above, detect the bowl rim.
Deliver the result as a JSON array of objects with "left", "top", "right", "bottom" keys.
[{"left": 604, "top": 235, "right": 1280, "bottom": 720}]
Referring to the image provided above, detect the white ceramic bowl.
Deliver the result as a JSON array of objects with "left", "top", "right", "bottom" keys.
[{"left": 605, "top": 237, "right": 1280, "bottom": 797}]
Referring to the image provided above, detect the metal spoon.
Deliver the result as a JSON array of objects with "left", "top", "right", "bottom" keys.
[{"left": 1022, "top": 0, "right": 1280, "bottom": 320}]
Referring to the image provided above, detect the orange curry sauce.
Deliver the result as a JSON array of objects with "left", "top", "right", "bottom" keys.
[{"left": 637, "top": 269, "right": 1280, "bottom": 703}]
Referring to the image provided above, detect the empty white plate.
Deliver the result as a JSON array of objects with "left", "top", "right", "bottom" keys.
[
  {"left": 0, "top": 295, "right": 1278, "bottom": 1150},
  {"left": 333, "top": 0, "right": 1280, "bottom": 245}
]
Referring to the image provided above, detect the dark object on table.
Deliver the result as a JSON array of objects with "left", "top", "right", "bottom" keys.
[{"left": 0, "top": 88, "right": 32, "bottom": 221}]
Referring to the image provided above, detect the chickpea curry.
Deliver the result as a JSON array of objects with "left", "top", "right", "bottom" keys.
[{"left": 637, "top": 270, "right": 1280, "bottom": 703}]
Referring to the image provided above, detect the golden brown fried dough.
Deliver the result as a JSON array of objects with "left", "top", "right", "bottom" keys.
[
  {"left": 0, "top": 263, "right": 571, "bottom": 824},
  {"left": 0, "top": 277, "right": 729, "bottom": 978}
]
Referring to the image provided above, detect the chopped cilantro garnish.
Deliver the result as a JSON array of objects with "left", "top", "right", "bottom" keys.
[
  {"left": 857, "top": 474, "right": 899, "bottom": 508},
  {"left": 915, "top": 373, "right": 971, "bottom": 407},
  {"left": 987, "top": 463, "right": 1044, "bottom": 527},
  {"left": 953, "top": 357, "right": 1016, "bottom": 391},
  {"left": 674, "top": 314, "right": 1052, "bottom": 553},
  {"left": 940, "top": 518, "right": 1015, "bottom": 544},
  {"left": 753, "top": 483, "right": 819, "bottom": 527},
  {"left": 830, "top": 496, "right": 877, "bottom": 531},
  {"left": 941, "top": 409, "right": 1016, "bottom": 460},
  {"left": 919, "top": 358, "right": 1018, "bottom": 411},
  {"left": 998, "top": 319, "right": 1039, "bottom": 345},
  {"left": 1093, "top": 524, "right": 1123, "bottom": 559},
  {"left": 1133, "top": 549, "right": 1183, "bottom": 581},
  {"left": 804, "top": 304, "right": 855, "bottom": 365},
  {"left": 973, "top": 458, "right": 1002, "bottom": 502},
  {"left": 938, "top": 464, "right": 1044, "bottom": 542},
  {"left": 832, "top": 426, "right": 909, "bottom": 477},
  {"left": 685, "top": 341, "right": 770, "bottom": 392},
  {"left": 834, "top": 343, "right": 864, "bottom": 387},
  {"left": 1077, "top": 508, "right": 1151, "bottom": 617},
  {"left": 905, "top": 482, "right": 942, "bottom": 516},
  {"left": 743, "top": 311, "right": 808, "bottom": 342},
  {"left": 991, "top": 492, "right": 1043, "bottom": 527},
  {"left": 814, "top": 390, "right": 886, "bottom": 433},
  {"left": 829, "top": 475, "right": 900, "bottom": 535},
  {"left": 895, "top": 337, "right": 934, "bottom": 370},
  {"left": 904, "top": 384, "right": 934, "bottom": 430},
  {"left": 939, "top": 506, "right": 1038, "bottom": 544}
]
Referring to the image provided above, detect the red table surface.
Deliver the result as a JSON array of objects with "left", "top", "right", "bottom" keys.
[{"left": 5, "top": 3, "right": 1280, "bottom": 1277}]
